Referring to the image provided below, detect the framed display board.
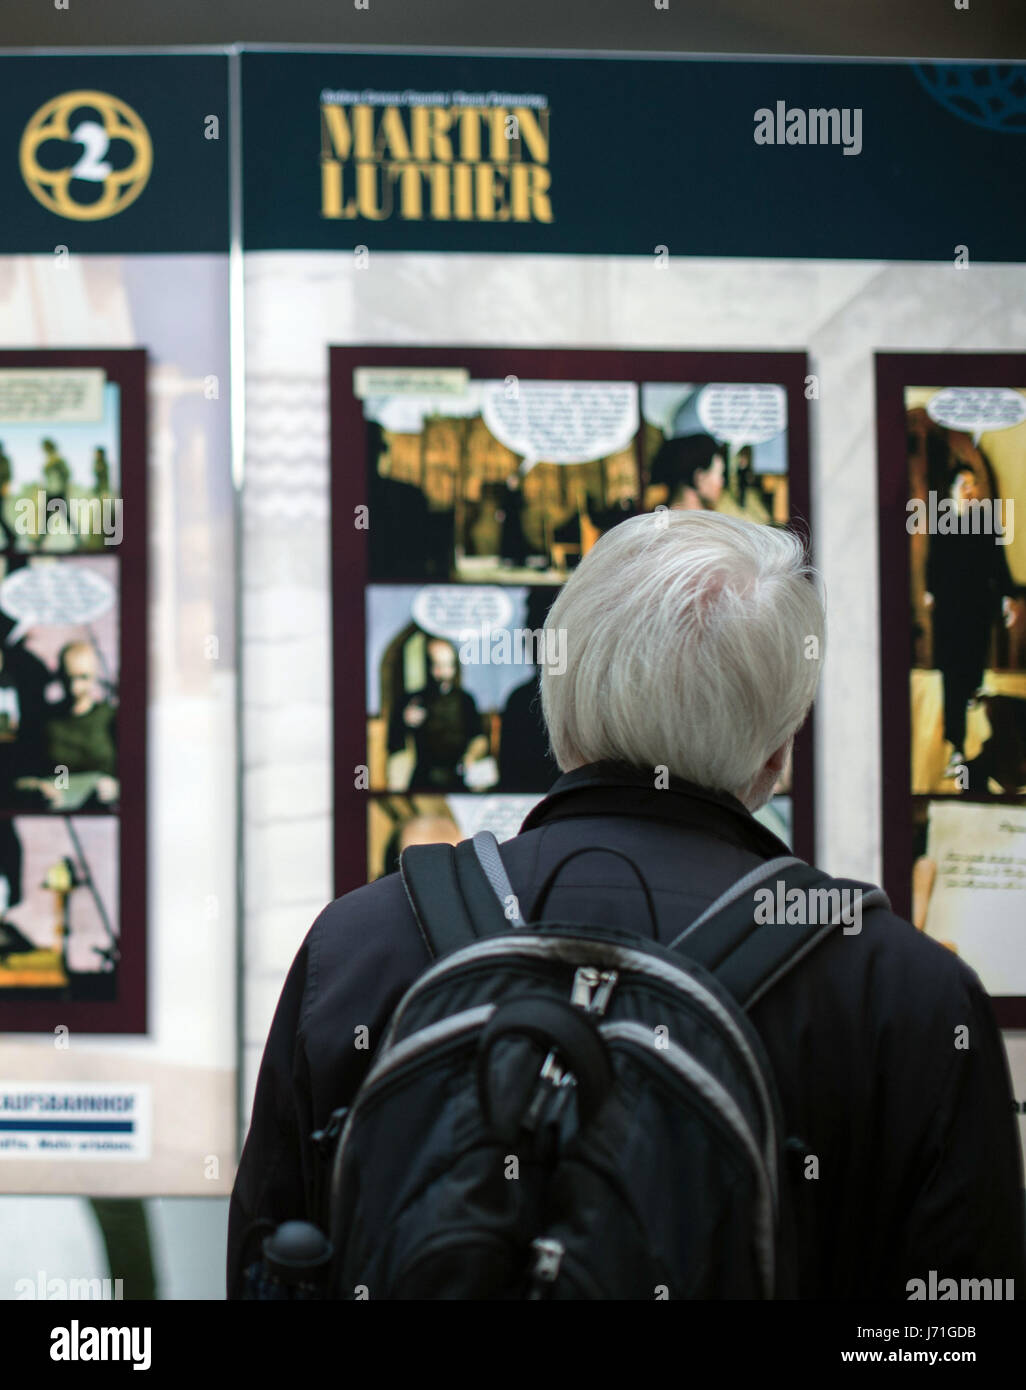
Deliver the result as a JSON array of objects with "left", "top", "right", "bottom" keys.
[
  {"left": 877, "top": 352, "right": 1026, "bottom": 1025},
  {"left": 0, "top": 349, "right": 147, "bottom": 1035},
  {"left": 331, "top": 345, "right": 814, "bottom": 896}
]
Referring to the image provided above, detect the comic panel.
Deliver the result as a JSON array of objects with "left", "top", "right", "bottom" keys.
[
  {"left": 360, "top": 370, "right": 641, "bottom": 585},
  {"left": 365, "top": 583, "right": 560, "bottom": 796},
  {"left": 640, "top": 382, "right": 790, "bottom": 525},
  {"left": 0, "top": 367, "right": 123, "bottom": 555},
  {"left": 367, "top": 793, "right": 546, "bottom": 882},
  {"left": 0, "top": 815, "right": 119, "bottom": 1003},
  {"left": 0, "top": 555, "right": 119, "bottom": 815},
  {"left": 906, "top": 386, "right": 1026, "bottom": 796}
]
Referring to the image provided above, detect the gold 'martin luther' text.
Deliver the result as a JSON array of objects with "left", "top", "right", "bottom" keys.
[{"left": 320, "top": 103, "right": 553, "bottom": 223}]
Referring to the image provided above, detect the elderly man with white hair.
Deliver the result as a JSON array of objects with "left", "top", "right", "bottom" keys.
[{"left": 230, "top": 511, "right": 1024, "bottom": 1300}]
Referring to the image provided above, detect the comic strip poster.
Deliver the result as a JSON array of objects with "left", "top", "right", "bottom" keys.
[
  {"left": 0, "top": 351, "right": 146, "bottom": 1033},
  {"left": 331, "top": 347, "right": 813, "bottom": 895},
  {"left": 877, "top": 353, "right": 1026, "bottom": 1024}
]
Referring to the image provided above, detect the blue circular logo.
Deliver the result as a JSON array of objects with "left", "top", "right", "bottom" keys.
[{"left": 913, "top": 64, "right": 1026, "bottom": 135}]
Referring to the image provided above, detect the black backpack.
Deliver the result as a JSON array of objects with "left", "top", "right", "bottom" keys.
[{"left": 311, "top": 833, "right": 887, "bottom": 1300}]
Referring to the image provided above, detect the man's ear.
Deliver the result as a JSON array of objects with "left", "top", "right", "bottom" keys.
[
  {"left": 738, "top": 738, "right": 791, "bottom": 812},
  {"left": 765, "top": 739, "right": 791, "bottom": 776}
]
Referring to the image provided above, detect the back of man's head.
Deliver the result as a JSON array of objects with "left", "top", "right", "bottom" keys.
[{"left": 540, "top": 510, "right": 824, "bottom": 804}]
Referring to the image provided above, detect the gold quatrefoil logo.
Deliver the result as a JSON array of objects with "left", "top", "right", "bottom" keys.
[{"left": 19, "top": 90, "right": 153, "bottom": 221}]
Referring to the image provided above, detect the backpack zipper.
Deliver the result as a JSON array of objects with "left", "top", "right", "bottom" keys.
[
  {"left": 523, "top": 967, "right": 619, "bottom": 1127},
  {"left": 526, "top": 1237, "right": 565, "bottom": 1298},
  {"left": 570, "top": 966, "right": 618, "bottom": 1014}
]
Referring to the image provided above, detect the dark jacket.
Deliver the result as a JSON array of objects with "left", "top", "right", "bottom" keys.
[{"left": 227, "top": 762, "right": 1025, "bottom": 1299}]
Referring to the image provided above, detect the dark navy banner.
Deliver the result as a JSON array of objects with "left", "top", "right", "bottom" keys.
[
  {"left": 0, "top": 55, "right": 230, "bottom": 254},
  {"left": 241, "top": 52, "right": 1026, "bottom": 261}
]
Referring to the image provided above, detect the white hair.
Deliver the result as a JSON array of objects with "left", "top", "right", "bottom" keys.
[{"left": 540, "top": 510, "right": 824, "bottom": 799}]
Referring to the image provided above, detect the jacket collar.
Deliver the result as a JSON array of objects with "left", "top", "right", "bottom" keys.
[{"left": 519, "top": 760, "right": 793, "bottom": 860}]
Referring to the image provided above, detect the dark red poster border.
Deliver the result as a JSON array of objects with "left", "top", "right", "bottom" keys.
[
  {"left": 0, "top": 348, "right": 147, "bottom": 1035},
  {"left": 875, "top": 351, "right": 1026, "bottom": 1029},
  {"left": 331, "top": 345, "right": 814, "bottom": 902}
]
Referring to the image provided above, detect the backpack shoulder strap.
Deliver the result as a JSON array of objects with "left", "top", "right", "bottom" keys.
[
  {"left": 399, "top": 831, "right": 525, "bottom": 960},
  {"left": 670, "top": 856, "right": 891, "bottom": 1010}
]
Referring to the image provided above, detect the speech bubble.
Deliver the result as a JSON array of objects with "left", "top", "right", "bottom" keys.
[
  {"left": 0, "top": 563, "right": 115, "bottom": 643},
  {"left": 410, "top": 585, "right": 515, "bottom": 646},
  {"left": 481, "top": 381, "right": 638, "bottom": 470},
  {"left": 0, "top": 369, "right": 105, "bottom": 424},
  {"left": 696, "top": 383, "right": 787, "bottom": 447},
  {"left": 926, "top": 388, "right": 1026, "bottom": 446}
]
